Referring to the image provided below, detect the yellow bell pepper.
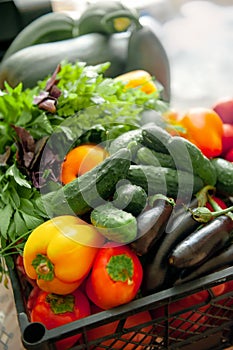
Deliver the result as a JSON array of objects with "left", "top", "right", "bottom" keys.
[
  {"left": 23, "top": 215, "right": 105, "bottom": 294},
  {"left": 114, "top": 70, "right": 158, "bottom": 95}
]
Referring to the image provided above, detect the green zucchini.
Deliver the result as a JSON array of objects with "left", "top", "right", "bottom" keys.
[
  {"left": 211, "top": 158, "right": 233, "bottom": 196},
  {"left": 126, "top": 164, "right": 204, "bottom": 199},
  {"left": 0, "top": 32, "right": 130, "bottom": 89},
  {"left": 43, "top": 148, "right": 131, "bottom": 216},
  {"left": 77, "top": 1, "right": 141, "bottom": 35},
  {"left": 90, "top": 202, "right": 137, "bottom": 243},
  {"left": 141, "top": 124, "right": 172, "bottom": 154},
  {"left": 2, "top": 12, "right": 79, "bottom": 62},
  {"left": 168, "top": 136, "right": 217, "bottom": 186},
  {"left": 113, "top": 183, "right": 147, "bottom": 216},
  {"left": 126, "top": 25, "right": 170, "bottom": 101}
]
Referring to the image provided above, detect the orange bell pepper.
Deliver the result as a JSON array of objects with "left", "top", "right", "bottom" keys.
[
  {"left": 23, "top": 215, "right": 105, "bottom": 294},
  {"left": 165, "top": 107, "right": 223, "bottom": 158}
]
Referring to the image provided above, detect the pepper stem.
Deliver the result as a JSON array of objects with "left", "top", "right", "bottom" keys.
[
  {"left": 106, "top": 254, "right": 133, "bottom": 285},
  {"left": 32, "top": 254, "right": 54, "bottom": 281}
]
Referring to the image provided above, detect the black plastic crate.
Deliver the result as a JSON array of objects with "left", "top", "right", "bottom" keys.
[{"left": 8, "top": 263, "right": 233, "bottom": 350}]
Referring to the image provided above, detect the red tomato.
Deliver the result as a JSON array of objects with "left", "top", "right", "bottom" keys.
[
  {"left": 221, "top": 123, "right": 233, "bottom": 155},
  {"left": 86, "top": 305, "right": 153, "bottom": 349},
  {"left": 30, "top": 288, "right": 90, "bottom": 350},
  {"left": 85, "top": 242, "right": 143, "bottom": 310},
  {"left": 225, "top": 147, "right": 233, "bottom": 162},
  {"left": 212, "top": 97, "right": 233, "bottom": 125}
]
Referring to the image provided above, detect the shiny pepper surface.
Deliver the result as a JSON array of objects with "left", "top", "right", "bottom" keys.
[
  {"left": 23, "top": 215, "right": 105, "bottom": 294},
  {"left": 165, "top": 107, "right": 223, "bottom": 158}
]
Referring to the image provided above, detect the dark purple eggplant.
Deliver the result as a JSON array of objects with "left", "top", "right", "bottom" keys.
[
  {"left": 175, "top": 242, "right": 233, "bottom": 285},
  {"left": 169, "top": 215, "right": 233, "bottom": 269},
  {"left": 130, "top": 197, "right": 174, "bottom": 256},
  {"left": 143, "top": 199, "right": 201, "bottom": 293}
]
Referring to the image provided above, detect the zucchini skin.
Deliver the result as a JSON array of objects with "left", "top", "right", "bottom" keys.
[
  {"left": 2, "top": 12, "right": 79, "bottom": 62},
  {"left": 77, "top": 1, "right": 141, "bottom": 35},
  {"left": 126, "top": 164, "right": 204, "bottom": 199},
  {"left": 169, "top": 215, "right": 233, "bottom": 269},
  {"left": 46, "top": 148, "right": 131, "bottom": 216},
  {"left": 126, "top": 25, "right": 170, "bottom": 101},
  {"left": 0, "top": 32, "right": 130, "bottom": 89},
  {"left": 143, "top": 201, "right": 200, "bottom": 293}
]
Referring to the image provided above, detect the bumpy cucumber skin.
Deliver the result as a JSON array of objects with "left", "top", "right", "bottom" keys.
[
  {"left": 141, "top": 125, "right": 172, "bottom": 154},
  {"left": 48, "top": 148, "right": 132, "bottom": 216},
  {"left": 90, "top": 202, "right": 137, "bottom": 243},
  {"left": 126, "top": 165, "right": 204, "bottom": 199},
  {"left": 136, "top": 146, "right": 176, "bottom": 169},
  {"left": 2, "top": 12, "right": 78, "bottom": 61},
  {"left": 211, "top": 158, "right": 233, "bottom": 196},
  {"left": 109, "top": 129, "right": 143, "bottom": 155},
  {"left": 168, "top": 136, "right": 217, "bottom": 186},
  {"left": 113, "top": 183, "right": 147, "bottom": 216}
]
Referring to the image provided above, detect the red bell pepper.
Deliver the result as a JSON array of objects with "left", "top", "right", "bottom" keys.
[
  {"left": 205, "top": 195, "right": 227, "bottom": 212},
  {"left": 85, "top": 242, "right": 143, "bottom": 310},
  {"left": 30, "top": 288, "right": 90, "bottom": 350}
]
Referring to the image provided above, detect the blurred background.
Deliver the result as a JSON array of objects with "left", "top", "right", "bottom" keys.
[
  {"left": 1, "top": 0, "right": 233, "bottom": 111},
  {"left": 0, "top": 1, "right": 233, "bottom": 349}
]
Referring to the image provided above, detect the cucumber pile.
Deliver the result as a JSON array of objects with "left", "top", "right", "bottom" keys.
[{"left": 40, "top": 121, "right": 233, "bottom": 294}]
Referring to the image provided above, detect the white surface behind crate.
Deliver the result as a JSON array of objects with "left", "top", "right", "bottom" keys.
[{"left": 0, "top": 280, "right": 23, "bottom": 350}]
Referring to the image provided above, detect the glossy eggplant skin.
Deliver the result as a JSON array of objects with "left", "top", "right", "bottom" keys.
[
  {"left": 169, "top": 215, "right": 233, "bottom": 269},
  {"left": 175, "top": 242, "right": 233, "bottom": 285},
  {"left": 143, "top": 201, "right": 200, "bottom": 294},
  {"left": 130, "top": 198, "right": 173, "bottom": 256}
]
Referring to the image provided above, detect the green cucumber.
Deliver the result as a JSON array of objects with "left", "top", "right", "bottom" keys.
[
  {"left": 43, "top": 148, "right": 131, "bottom": 216},
  {"left": 136, "top": 146, "right": 176, "bottom": 169},
  {"left": 90, "top": 202, "right": 137, "bottom": 243},
  {"left": 141, "top": 124, "right": 172, "bottom": 154},
  {"left": 211, "top": 158, "right": 233, "bottom": 196},
  {"left": 168, "top": 136, "right": 217, "bottom": 186},
  {"left": 113, "top": 183, "right": 147, "bottom": 216},
  {"left": 108, "top": 128, "right": 143, "bottom": 155},
  {"left": 126, "top": 165, "right": 204, "bottom": 199}
]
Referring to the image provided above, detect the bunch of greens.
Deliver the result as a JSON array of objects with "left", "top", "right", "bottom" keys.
[{"left": 0, "top": 60, "right": 168, "bottom": 283}]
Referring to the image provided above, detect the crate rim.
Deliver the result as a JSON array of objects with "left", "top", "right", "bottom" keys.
[{"left": 8, "top": 264, "right": 233, "bottom": 348}]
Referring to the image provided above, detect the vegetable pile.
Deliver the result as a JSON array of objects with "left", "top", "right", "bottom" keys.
[
  {"left": 0, "top": 3, "right": 233, "bottom": 348},
  {"left": 1, "top": 60, "right": 232, "bottom": 348}
]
